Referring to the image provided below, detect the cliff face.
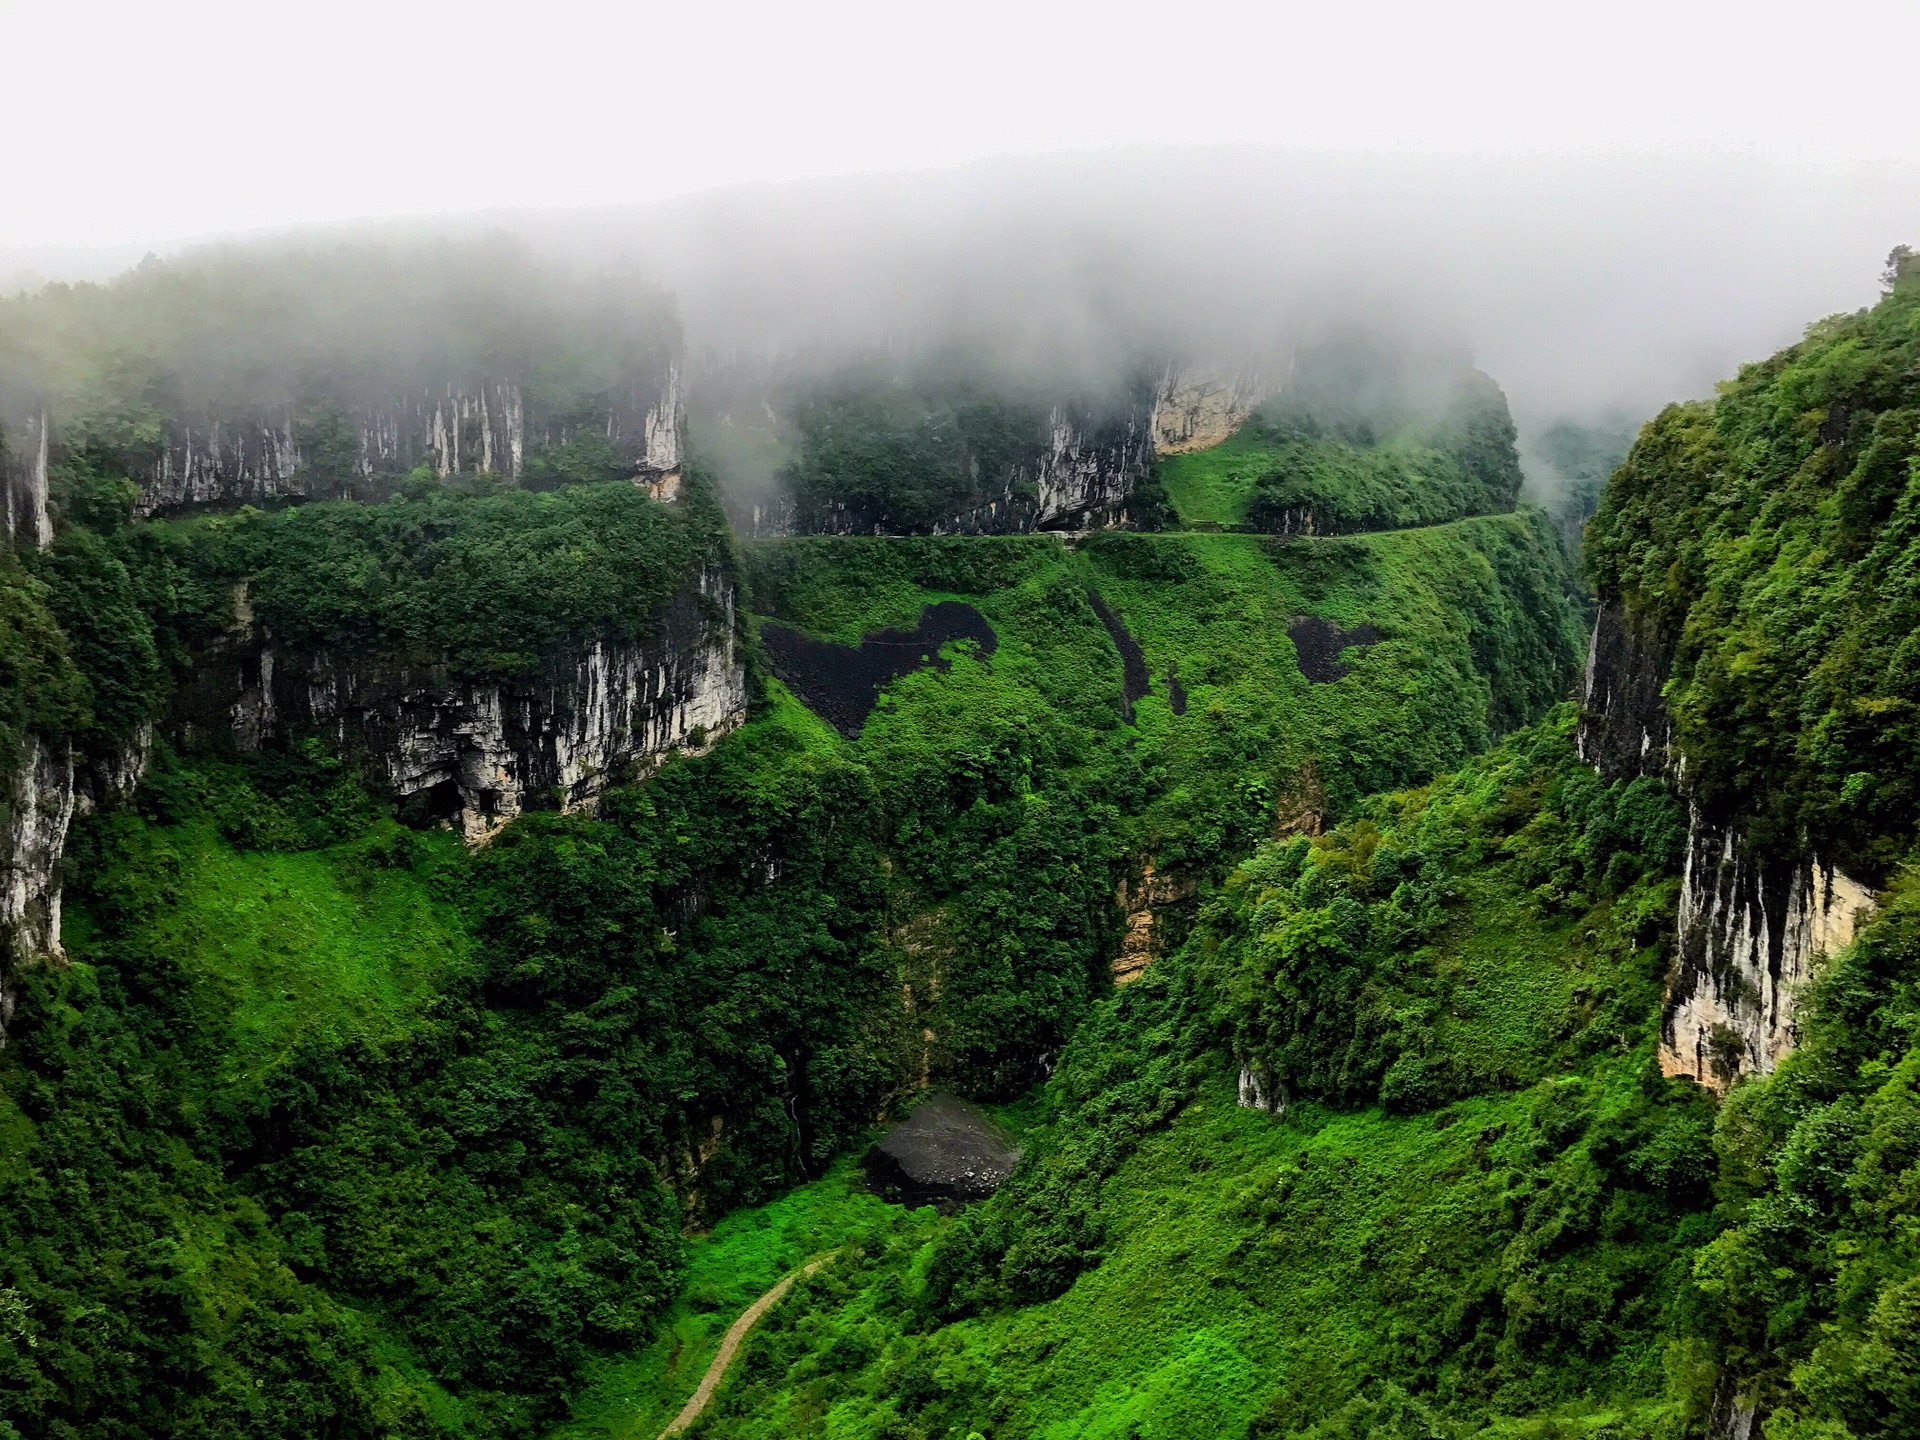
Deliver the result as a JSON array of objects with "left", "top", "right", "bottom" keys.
[
  {"left": 1149, "top": 364, "right": 1268, "bottom": 456},
  {"left": 0, "top": 725, "right": 152, "bottom": 1046},
  {"left": 1663, "top": 817, "right": 1873, "bottom": 1086},
  {"left": 0, "top": 736, "right": 76, "bottom": 1021},
  {"left": 1, "top": 410, "right": 53, "bottom": 551},
  {"left": 1577, "top": 602, "right": 1872, "bottom": 1090},
  {"left": 1576, "top": 600, "right": 1676, "bottom": 780},
  {"left": 175, "top": 563, "right": 746, "bottom": 843},
  {"left": 789, "top": 401, "right": 1154, "bottom": 537},
  {"left": 129, "top": 368, "right": 685, "bottom": 515}
]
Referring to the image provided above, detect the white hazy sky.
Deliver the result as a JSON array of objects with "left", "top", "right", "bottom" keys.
[{"left": 6, "top": 0, "right": 1920, "bottom": 250}]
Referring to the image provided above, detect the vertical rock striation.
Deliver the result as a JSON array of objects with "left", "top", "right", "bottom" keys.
[
  {"left": 0, "top": 725, "right": 152, "bottom": 1047},
  {"left": 1149, "top": 363, "right": 1270, "bottom": 456},
  {"left": 1662, "top": 818, "right": 1873, "bottom": 1086},
  {"left": 128, "top": 368, "right": 687, "bottom": 516},
  {"left": 1577, "top": 602, "right": 1873, "bottom": 1089},
  {"left": 176, "top": 565, "right": 748, "bottom": 844}
]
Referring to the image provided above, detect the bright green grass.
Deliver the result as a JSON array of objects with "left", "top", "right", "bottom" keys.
[
  {"left": 555, "top": 1161, "right": 913, "bottom": 1440},
  {"left": 1154, "top": 428, "right": 1285, "bottom": 527},
  {"left": 671, "top": 1064, "right": 1675, "bottom": 1440},
  {"left": 745, "top": 516, "right": 1582, "bottom": 830},
  {"left": 72, "top": 823, "right": 471, "bottom": 1083}
]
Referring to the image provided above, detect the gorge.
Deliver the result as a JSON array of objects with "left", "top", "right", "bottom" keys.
[{"left": 1, "top": 237, "right": 1918, "bottom": 1440}]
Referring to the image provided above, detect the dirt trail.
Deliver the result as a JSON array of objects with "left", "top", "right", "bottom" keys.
[{"left": 658, "top": 1255, "right": 832, "bottom": 1437}]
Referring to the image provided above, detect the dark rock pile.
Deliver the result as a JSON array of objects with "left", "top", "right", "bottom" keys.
[{"left": 862, "top": 1092, "right": 1019, "bottom": 1208}]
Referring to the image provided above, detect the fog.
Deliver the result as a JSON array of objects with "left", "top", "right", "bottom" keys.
[
  {"left": 8, "top": 145, "right": 1918, "bottom": 512},
  {"left": 504, "top": 147, "right": 1918, "bottom": 427}
]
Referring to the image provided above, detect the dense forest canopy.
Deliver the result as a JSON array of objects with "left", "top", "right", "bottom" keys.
[
  {"left": 3, "top": 229, "right": 1920, "bottom": 1440},
  {"left": 1586, "top": 249, "right": 1920, "bottom": 878},
  {"left": 0, "top": 239, "right": 680, "bottom": 504}
]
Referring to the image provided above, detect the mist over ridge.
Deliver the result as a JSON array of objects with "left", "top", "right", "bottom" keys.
[{"left": 6, "top": 145, "right": 1917, "bottom": 525}]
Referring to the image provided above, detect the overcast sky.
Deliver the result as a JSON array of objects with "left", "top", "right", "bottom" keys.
[{"left": 7, "top": 0, "right": 1920, "bottom": 251}]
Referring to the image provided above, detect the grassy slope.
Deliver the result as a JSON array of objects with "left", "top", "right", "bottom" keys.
[
  {"left": 64, "top": 824, "right": 471, "bottom": 1084},
  {"left": 1154, "top": 422, "right": 1513, "bottom": 535},
  {"left": 745, "top": 517, "right": 1581, "bottom": 828},
  {"left": 601, "top": 719, "right": 1693, "bottom": 1439},
  {"left": 556, "top": 1163, "right": 910, "bottom": 1440},
  {"left": 1155, "top": 427, "right": 1281, "bottom": 527}
]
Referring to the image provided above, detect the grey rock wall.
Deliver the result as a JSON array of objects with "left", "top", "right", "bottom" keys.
[
  {"left": 3, "top": 367, "right": 684, "bottom": 522},
  {"left": 131, "top": 366, "right": 685, "bottom": 516},
  {"left": 0, "top": 724, "right": 151, "bottom": 1047},
  {"left": 1576, "top": 601, "right": 1873, "bottom": 1090},
  {"left": 176, "top": 563, "right": 746, "bottom": 844}
]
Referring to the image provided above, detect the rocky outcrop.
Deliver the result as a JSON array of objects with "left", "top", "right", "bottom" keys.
[
  {"left": 1577, "top": 600, "right": 1676, "bottom": 780},
  {"left": 1662, "top": 817, "right": 1873, "bottom": 1088},
  {"left": 789, "top": 400, "right": 1154, "bottom": 537},
  {"left": 1577, "top": 602, "right": 1874, "bottom": 1089},
  {"left": 1, "top": 734, "right": 76, "bottom": 995},
  {"left": 0, "top": 366, "right": 687, "bottom": 521},
  {"left": 176, "top": 564, "right": 747, "bottom": 843},
  {"left": 0, "top": 722, "right": 153, "bottom": 1047},
  {"left": 1238, "top": 1064, "right": 1286, "bottom": 1115},
  {"left": 2, "top": 409, "right": 53, "bottom": 551},
  {"left": 862, "top": 1092, "right": 1018, "bottom": 1206},
  {"left": 1150, "top": 364, "right": 1269, "bottom": 456},
  {"left": 130, "top": 366, "right": 685, "bottom": 515},
  {"left": 1113, "top": 861, "right": 1196, "bottom": 984}
]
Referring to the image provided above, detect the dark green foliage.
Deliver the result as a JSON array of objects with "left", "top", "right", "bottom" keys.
[
  {"left": 149, "top": 480, "right": 726, "bottom": 677},
  {"left": 666, "top": 713, "right": 1720, "bottom": 1439},
  {"left": 1241, "top": 398, "right": 1522, "bottom": 536},
  {"left": 0, "top": 852, "right": 391, "bottom": 1438},
  {"left": 783, "top": 358, "right": 1055, "bottom": 532},
  {"left": 1692, "top": 869, "right": 1920, "bottom": 1437},
  {"left": 1585, "top": 260, "right": 1920, "bottom": 877},
  {"left": 1157, "top": 363, "right": 1523, "bottom": 535},
  {"left": 24, "top": 526, "right": 161, "bottom": 745},
  {"left": 0, "top": 711, "right": 909, "bottom": 1434},
  {"left": 1214, "top": 711, "right": 1683, "bottom": 1113},
  {"left": 0, "top": 558, "right": 86, "bottom": 772},
  {"left": 0, "top": 239, "right": 678, "bottom": 490}
]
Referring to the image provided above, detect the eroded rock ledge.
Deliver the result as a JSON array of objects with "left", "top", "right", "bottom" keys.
[
  {"left": 177, "top": 564, "right": 747, "bottom": 843},
  {"left": 1578, "top": 601, "right": 1873, "bottom": 1090}
]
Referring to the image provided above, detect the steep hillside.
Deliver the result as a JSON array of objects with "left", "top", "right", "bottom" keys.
[
  {"left": 0, "top": 208, "right": 1632, "bottom": 1440},
  {"left": 0, "top": 239, "right": 684, "bottom": 525},
  {"left": 588, "top": 714, "right": 1714, "bottom": 1439},
  {"left": 1154, "top": 365, "right": 1521, "bottom": 534},
  {"left": 556, "top": 261, "right": 1920, "bottom": 1440}
]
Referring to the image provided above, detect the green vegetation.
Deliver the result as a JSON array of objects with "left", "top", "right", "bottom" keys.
[
  {"left": 745, "top": 513, "right": 1580, "bottom": 839},
  {"left": 46, "top": 252, "right": 1920, "bottom": 1440},
  {"left": 782, "top": 357, "right": 1061, "bottom": 532},
  {"left": 1586, "top": 250, "right": 1920, "bottom": 878},
  {"left": 130, "top": 478, "right": 729, "bottom": 677},
  {"left": 640, "top": 713, "right": 1727, "bottom": 1438},
  {"left": 0, "top": 238, "right": 678, "bottom": 496},
  {"left": 1155, "top": 375, "right": 1522, "bottom": 535}
]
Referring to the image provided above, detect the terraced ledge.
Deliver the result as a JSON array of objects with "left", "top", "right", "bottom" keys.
[{"left": 658, "top": 1254, "right": 836, "bottom": 1437}]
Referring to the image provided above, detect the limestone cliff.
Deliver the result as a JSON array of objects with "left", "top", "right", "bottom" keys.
[
  {"left": 131, "top": 366, "right": 685, "bottom": 515},
  {"left": 1, "top": 410, "right": 53, "bottom": 551},
  {"left": 0, "top": 724, "right": 152, "bottom": 1046},
  {"left": 0, "top": 735, "right": 76, "bottom": 1034},
  {"left": 175, "top": 563, "right": 746, "bottom": 843},
  {"left": 790, "top": 400, "right": 1153, "bottom": 537},
  {"left": 3, "top": 367, "right": 684, "bottom": 521},
  {"left": 1662, "top": 817, "right": 1873, "bottom": 1086},
  {"left": 1149, "top": 364, "right": 1269, "bottom": 456},
  {"left": 1578, "top": 602, "right": 1873, "bottom": 1089}
]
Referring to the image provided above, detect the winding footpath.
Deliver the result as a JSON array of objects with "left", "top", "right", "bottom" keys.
[{"left": 657, "top": 1255, "right": 834, "bottom": 1437}]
